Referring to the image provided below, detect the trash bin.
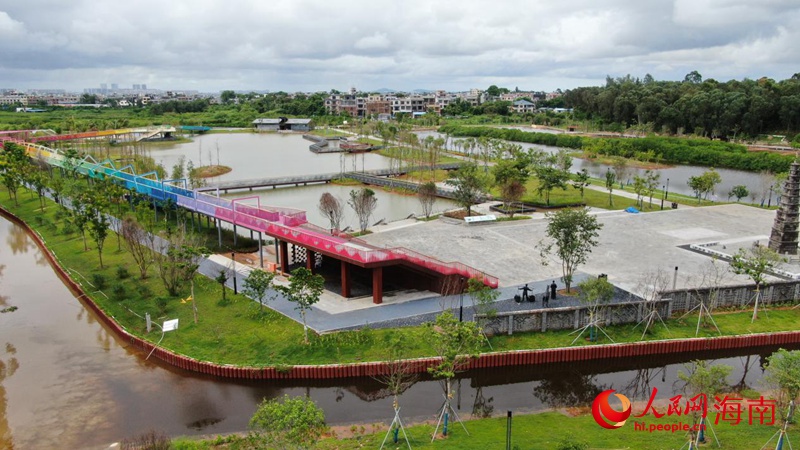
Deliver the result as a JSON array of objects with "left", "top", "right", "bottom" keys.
[
  {"left": 672, "top": 202, "right": 678, "bottom": 209},
  {"left": 514, "top": 294, "right": 522, "bottom": 303}
]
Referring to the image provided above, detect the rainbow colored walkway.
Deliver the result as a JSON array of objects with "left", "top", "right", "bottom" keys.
[{"left": 4, "top": 134, "right": 498, "bottom": 303}]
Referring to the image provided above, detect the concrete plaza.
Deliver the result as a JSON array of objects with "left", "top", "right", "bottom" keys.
[
  {"left": 214, "top": 203, "right": 787, "bottom": 333},
  {"left": 363, "top": 203, "right": 782, "bottom": 296}
]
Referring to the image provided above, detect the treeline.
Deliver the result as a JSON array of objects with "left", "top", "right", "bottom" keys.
[
  {"left": 439, "top": 125, "right": 795, "bottom": 173},
  {"left": 563, "top": 72, "right": 800, "bottom": 137}
]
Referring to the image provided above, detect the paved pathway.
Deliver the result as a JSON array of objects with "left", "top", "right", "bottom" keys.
[{"left": 201, "top": 252, "right": 599, "bottom": 333}]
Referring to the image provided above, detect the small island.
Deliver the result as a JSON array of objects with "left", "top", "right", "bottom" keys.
[{"left": 191, "top": 164, "right": 232, "bottom": 178}]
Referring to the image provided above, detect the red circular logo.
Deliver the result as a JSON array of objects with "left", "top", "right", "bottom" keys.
[{"left": 592, "top": 389, "right": 632, "bottom": 429}]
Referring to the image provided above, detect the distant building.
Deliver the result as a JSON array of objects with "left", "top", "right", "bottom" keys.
[
  {"left": 512, "top": 99, "right": 536, "bottom": 114},
  {"left": 253, "top": 117, "right": 314, "bottom": 132}
]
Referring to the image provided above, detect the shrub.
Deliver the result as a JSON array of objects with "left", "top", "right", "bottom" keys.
[
  {"left": 91, "top": 273, "right": 107, "bottom": 290},
  {"left": 155, "top": 297, "right": 169, "bottom": 315},
  {"left": 137, "top": 284, "right": 153, "bottom": 300},
  {"left": 116, "top": 265, "right": 130, "bottom": 280},
  {"left": 111, "top": 284, "right": 126, "bottom": 301}
]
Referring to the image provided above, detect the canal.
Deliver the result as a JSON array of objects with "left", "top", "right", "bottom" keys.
[{"left": 0, "top": 216, "right": 795, "bottom": 448}]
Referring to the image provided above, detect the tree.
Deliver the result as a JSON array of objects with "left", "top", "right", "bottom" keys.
[
  {"left": 69, "top": 190, "right": 92, "bottom": 251},
  {"left": 445, "top": 163, "right": 485, "bottom": 216},
  {"left": 493, "top": 150, "right": 530, "bottom": 214},
  {"left": 348, "top": 187, "right": 378, "bottom": 233},
  {"left": 572, "top": 169, "right": 590, "bottom": 200},
  {"left": 249, "top": 394, "right": 326, "bottom": 450},
  {"left": 729, "top": 185, "right": 749, "bottom": 202},
  {"left": 533, "top": 165, "right": 569, "bottom": 206},
  {"left": 154, "top": 229, "right": 208, "bottom": 296},
  {"left": 687, "top": 168, "right": 722, "bottom": 203},
  {"left": 576, "top": 277, "right": 615, "bottom": 342},
  {"left": 220, "top": 90, "right": 237, "bottom": 105},
  {"left": 540, "top": 208, "right": 603, "bottom": 293},
  {"left": 243, "top": 268, "right": 276, "bottom": 311},
  {"left": 0, "top": 143, "right": 26, "bottom": 207},
  {"left": 417, "top": 181, "right": 437, "bottom": 219},
  {"left": 427, "top": 311, "right": 483, "bottom": 438},
  {"left": 500, "top": 180, "right": 526, "bottom": 217},
  {"left": 765, "top": 349, "right": 800, "bottom": 422},
  {"left": 276, "top": 267, "right": 324, "bottom": 344},
  {"left": 215, "top": 269, "right": 230, "bottom": 303},
  {"left": 170, "top": 155, "right": 186, "bottom": 181},
  {"left": 611, "top": 156, "right": 630, "bottom": 187},
  {"left": 317, "top": 192, "right": 344, "bottom": 232},
  {"left": 88, "top": 211, "right": 110, "bottom": 268},
  {"left": 121, "top": 216, "right": 156, "bottom": 279},
  {"left": 684, "top": 70, "right": 703, "bottom": 84},
  {"left": 605, "top": 169, "right": 616, "bottom": 207},
  {"left": 644, "top": 170, "right": 660, "bottom": 207},
  {"left": 730, "top": 245, "right": 784, "bottom": 322},
  {"left": 677, "top": 360, "right": 731, "bottom": 446},
  {"left": 632, "top": 174, "right": 647, "bottom": 208},
  {"left": 373, "top": 339, "right": 418, "bottom": 448}
]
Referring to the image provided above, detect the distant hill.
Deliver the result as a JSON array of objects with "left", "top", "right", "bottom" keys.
[{"left": 373, "top": 88, "right": 434, "bottom": 94}]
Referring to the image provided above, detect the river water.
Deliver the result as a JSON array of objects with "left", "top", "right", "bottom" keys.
[{"left": 0, "top": 217, "right": 795, "bottom": 448}]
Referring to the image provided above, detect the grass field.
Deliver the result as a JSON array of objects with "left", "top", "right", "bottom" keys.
[{"left": 170, "top": 409, "right": 794, "bottom": 449}]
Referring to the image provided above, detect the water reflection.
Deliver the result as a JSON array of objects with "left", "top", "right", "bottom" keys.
[
  {"left": 0, "top": 343, "right": 19, "bottom": 450},
  {"left": 533, "top": 372, "right": 606, "bottom": 408}
]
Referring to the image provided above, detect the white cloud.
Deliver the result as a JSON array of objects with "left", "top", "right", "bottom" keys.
[
  {"left": 354, "top": 32, "right": 391, "bottom": 51},
  {"left": 0, "top": 0, "right": 798, "bottom": 92}
]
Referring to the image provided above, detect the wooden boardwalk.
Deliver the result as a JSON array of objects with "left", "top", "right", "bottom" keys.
[{"left": 198, "top": 163, "right": 463, "bottom": 193}]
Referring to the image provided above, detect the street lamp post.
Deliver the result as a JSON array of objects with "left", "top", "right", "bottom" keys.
[
  {"left": 661, "top": 185, "right": 666, "bottom": 210},
  {"left": 231, "top": 252, "right": 238, "bottom": 295},
  {"left": 458, "top": 277, "right": 466, "bottom": 322},
  {"left": 665, "top": 178, "right": 670, "bottom": 200}
]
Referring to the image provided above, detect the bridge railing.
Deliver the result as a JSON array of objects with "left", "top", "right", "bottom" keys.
[{"left": 14, "top": 139, "right": 498, "bottom": 286}]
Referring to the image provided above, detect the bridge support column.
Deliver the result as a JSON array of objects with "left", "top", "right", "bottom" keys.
[
  {"left": 306, "top": 250, "right": 316, "bottom": 274},
  {"left": 279, "top": 240, "right": 289, "bottom": 275},
  {"left": 341, "top": 261, "right": 351, "bottom": 298},
  {"left": 233, "top": 224, "right": 238, "bottom": 247},
  {"left": 217, "top": 219, "right": 222, "bottom": 248},
  {"left": 258, "top": 232, "right": 264, "bottom": 269},
  {"left": 372, "top": 267, "right": 383, "bottom": 304}
]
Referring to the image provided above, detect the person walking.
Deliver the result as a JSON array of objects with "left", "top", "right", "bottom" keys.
[
  {"left": 550, "top": 281, "right": 557, "bottom": 300},
  {"left": 543, "top": 290, "right": 549, "bottom": 307},
  {"left": 519, "top": 284, "right": 533, "bottom": 302}
]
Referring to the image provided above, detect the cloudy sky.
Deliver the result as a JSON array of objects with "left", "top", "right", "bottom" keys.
[{"left": 1, "top": 0, "right": 798, "bottom": 93}]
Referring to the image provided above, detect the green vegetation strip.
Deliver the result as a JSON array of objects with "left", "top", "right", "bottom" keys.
[
  {"left": 171, "top": 410, "right": 791, "bottom": 450},
  {"left": 440, "top": 124, "right": 795, "bottom": 173},
  {"left": 2, "top": 186, "right": 800, "bottom": 369}
]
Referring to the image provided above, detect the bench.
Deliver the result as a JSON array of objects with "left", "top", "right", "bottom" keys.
[{"left": 464, "top": 214, "right": 497, "bottom": 224}]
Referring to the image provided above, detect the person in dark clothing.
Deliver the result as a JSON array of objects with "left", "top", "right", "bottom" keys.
[
  {"left": 550, "top": 281, "right": 557, "bottom": 300},
  {"left": 519, "top": 284, "right": 533, "bottom": 302},
  {"left": 543, "top": 291, "right": 549, "bottom": 307}
]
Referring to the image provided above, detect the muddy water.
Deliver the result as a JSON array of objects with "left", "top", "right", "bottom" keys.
[{"left": 0, "top": 217, "right": 794, "bottom": 448}]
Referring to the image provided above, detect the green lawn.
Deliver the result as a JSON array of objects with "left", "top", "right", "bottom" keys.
[
  {"left": 172, "top": 410, "right": 793, "bottom": 450},
  {"left": 2, "top": 184, "right": 800, "bottom": 368}
]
